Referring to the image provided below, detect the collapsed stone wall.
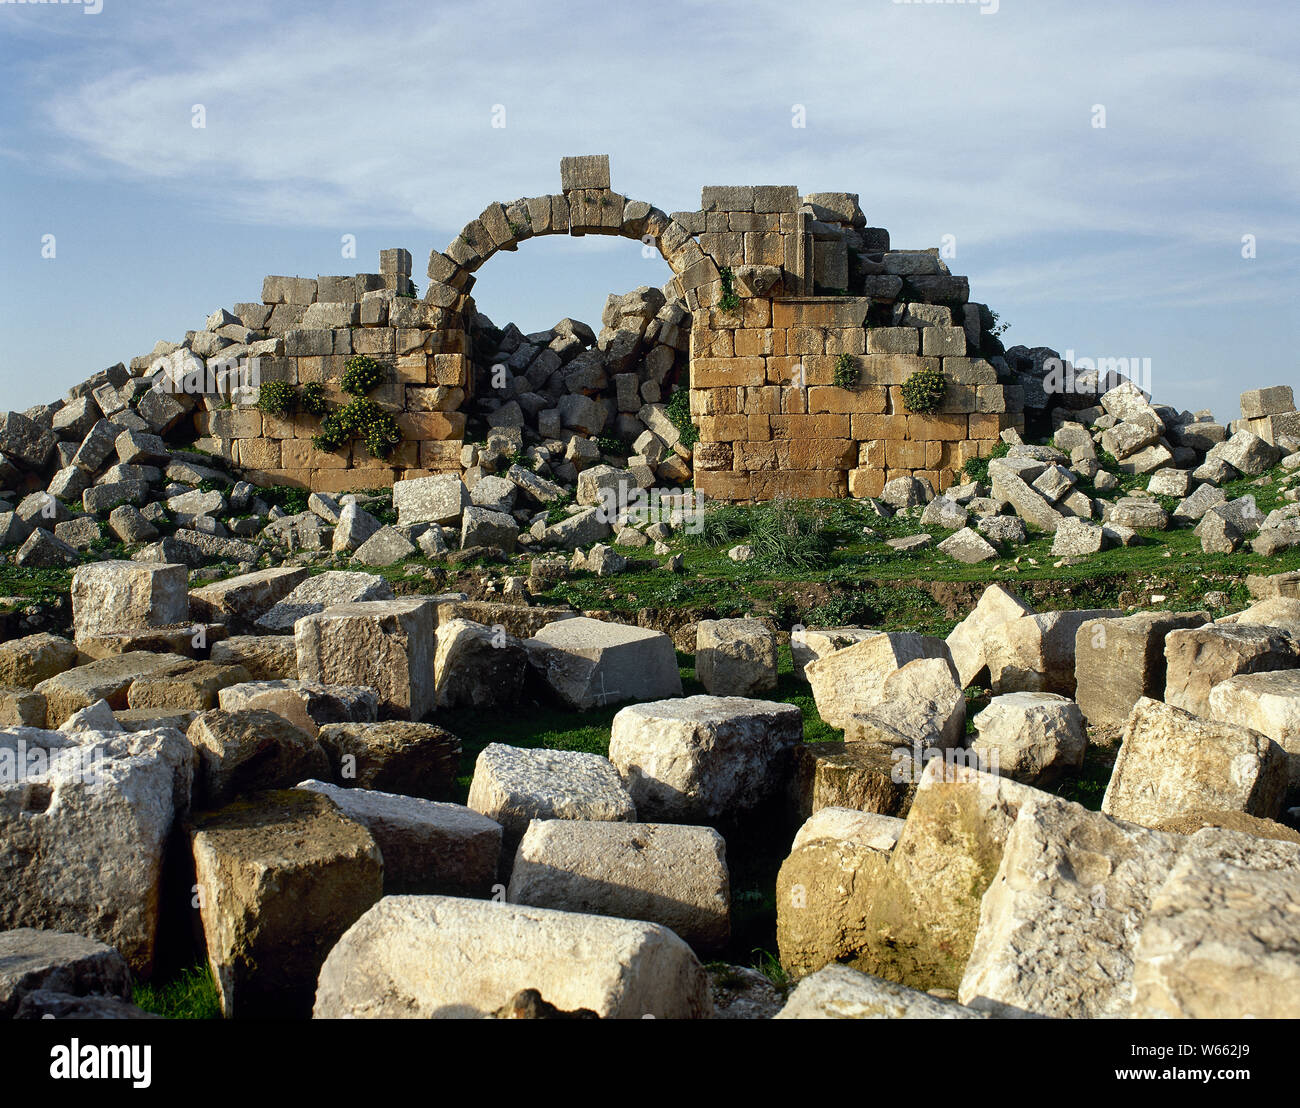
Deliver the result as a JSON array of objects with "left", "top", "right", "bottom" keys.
[{"left": 194, "top": 155, "right": 1023, "bottom": 500}]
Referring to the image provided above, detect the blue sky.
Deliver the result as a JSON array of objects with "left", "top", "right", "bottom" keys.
[{"left": 1, "top": 0, "right": 1296, "bottom": 421}]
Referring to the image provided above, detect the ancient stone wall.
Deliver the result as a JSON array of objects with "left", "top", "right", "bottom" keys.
[{"left": 204, "top": 155, "right": 1024, "bottom": 499}]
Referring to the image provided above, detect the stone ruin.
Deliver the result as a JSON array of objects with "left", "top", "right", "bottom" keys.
[{"left": 160, "top": 154, "right": 1025, "bottom": 499}]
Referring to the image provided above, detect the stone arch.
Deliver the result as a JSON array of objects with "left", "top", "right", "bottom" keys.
[{"left": 424, "top": 196, "right": 714, "bottom": 311}]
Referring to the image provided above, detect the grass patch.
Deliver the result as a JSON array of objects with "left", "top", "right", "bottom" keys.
[{"left": 132, "top": 962, "right": 221, "bottom": 1020}]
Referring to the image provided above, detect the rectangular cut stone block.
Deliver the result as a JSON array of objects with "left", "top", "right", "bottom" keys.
[
  {"left": 312, "top": 894, "right": 709, "bottom": 1019},
  {"left": 1103, "top": 696, "right": 1289, "bottom": 826},
  {"left": 295, "top": 598, "right": 438, "bottom": 720},
  {"left": 525, "top": 617, "right": 682, "bottom": 711},
  {"left": 71, "top": 561, "right": 189, "bottom": 644},
  {"left": 192, "top": 790, "right": 381, "bottom": 1018},
  {"left": 0, "top": 727, "right": 193, "bottom": 975},
  {"left": 1073, "top": 611, "right": 1208, "bottom": 730},
  {"left": 560, "top": 154, "right": 610, "bottom": 191},
  {"left": 860, "top": 762, "right": 1035, "bottom": 994},
  {"left": 959, "top": 794, "right": 1182, "bottom": 1018},
  {"left": 1163, "top": 624, "right": 1300, "bottom": 718},
  {"left": 609, "top": 695, "right": 803, "bottom": 824},
  {"left": 507, "top": 820, "right": 730, "bottom": 952}
]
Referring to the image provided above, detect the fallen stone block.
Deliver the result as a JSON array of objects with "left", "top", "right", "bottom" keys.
[
  {"left": 774, "top": 964, "right": 984, "bottom": 1020},
  {"left": 254, "top": 570, "right": 395, "bottom": 632},
  {"left": 1102, "top": 697, "right": 1288, "bottom": 825},
  {"left": 126, "top": 661, "right": 252, "bottom": 712},
  {"left": 945, "top": 584, "right": 1034, "bottom": 689},
  {"left": 1163, "top": 623, "right": 1300, "bottom": 718},
  {"left": 971, "top": 692, "right": 1085, "bottom": 788},
  {"left": 0, "top": 726, "right": 193, "bottom": 975},
  {"left": 191, "top": 789, "right": 382, "bottom": 1018},
  {"left": 1073, "top": 610, "right": 1209, "bottom": 730},
  {"left": 984, "top": 608, "right": 1122, "bottom": 697},
  {"left": 959, "top": 794, "right": 1183, "bottom": 1018},
  {"left": 0, "top": 633, "right": 78, "bottom": 689},
  {"left": 312, "top": 895, "right": 711, "bottom": 1019},
  {"left": 316, "top": 721, "right": 460, "bottom": 800},
  {"left": 1208, "top": 669, "right": 1300, "bottom": 788},
  {"left": 508, "top": 819, "right": 730, "bottom": 952},
  {"left": 525, "top": 616, "right": 681, "bottom": 710},
  {"left": 70, "top": 561, "right": 189, "bottom": 644},
  {"left": 209, "top": 635, "right": 298, "bottom": 680},
  {"left": 1130, "top": 830, "right": 1300, "bottom": 1018},
  {"left": 296, "top": 779, "right": 500, "bottom": 896},
  {"left": 791, "top": 741, "right": 918, "bottom": 820},
  {"left": 790, "top": 627, "right": 878, "bottom": 681},
  {"left": 844, "top": 656, "right": 965, "bottom": 752},
  {"left": 858, "top": 761, "right": 1035, "bottom": 993},
  {"left": 467, "top": 743, "right": 636, "bottom": 863},
  {"left": 0, "top": 686, "right": 47, "bottom": 727},
  {"left": 776, "top": 808, "right": 903, "bottom": 979},
  {"left": 188, "top": 567, "right": 310, "bottom": 633},
  {"left": 609, "top": 695, "right": 802, "bottom": 824},
  {"left": 694, "top": 618, "right": 777, "bottom": 697},
  {"left": 0, "top": 928, "right": 132, "bottom": 1019},
  {"left": 34, "top": 652, "right": 191, "bottom": 727},
  {"left": 186, "top": 708, "right": 330, "bottom": 807},
  {"left": 217, "top": 679, "right": 378, "bottom": 737},
  {"left": 433, "top": 618, "right": 528, "bottom": 709},
  {"left": 295, "top": 598, "right": 437, "bottom": 720},
  {"left": 393, "top": 474, "right": 468, "bottom": 527},
  {"left": 806, "top": 632, "right": 952, "bottom": 729}
]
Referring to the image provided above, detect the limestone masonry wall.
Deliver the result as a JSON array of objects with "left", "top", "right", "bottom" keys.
[{"left": 201, "top": 155, "right": 1024, "bottom": 499}]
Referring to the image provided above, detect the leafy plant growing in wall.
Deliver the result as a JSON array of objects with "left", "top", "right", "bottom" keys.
[
  {"left": 311, "top": 354, "right": 403, "bottom": 460},
  {"left": 717, "top": 267, "right": 740, "bottom": 313},
  {"left": 900, "top": 365, "right": 947, "bottom": 415},
  {"left": 833, "top": 353, "right": 859, "bottom": 391},
  {"left": 255, "top": 380, "right": 296, "bottom": 416},
  {"left": 298, "top": 382, "right": 330, "bottom": 416},
  {"left": 666, "top": 385, "right": 699, "bottom": 449}
]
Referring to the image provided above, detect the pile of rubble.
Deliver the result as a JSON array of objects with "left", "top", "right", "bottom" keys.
[
  {"left": 865, "top": 381, "right": 1300, "bottom": 564},
  {"left": 1, "top": 557, "right": 1299, "bottom": 1019}
]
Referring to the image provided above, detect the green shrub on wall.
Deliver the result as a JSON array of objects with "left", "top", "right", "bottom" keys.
[
  {"left": 298, "top": 382, "right": 330, "bottom": 416},
  {"left": 832, "top": 353, "right": 859, "bottom": 390},
  {"left": 717, "top": 267, "right": 740, "bottom": 313},
  {"left": 341, "top": 354, "right": 386, "bottom": 397},
  {"left": 900, "top": 365, "right": 947, "bottom": 415},
  {"left": 255, "top": 380, "right": 296, "bottom": 416},
  {"left": 666, "top": 386, "right": 699, "bottom": 449},
  {"left": 310, "top": 357, "right": 403, "bottom": 459}
]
